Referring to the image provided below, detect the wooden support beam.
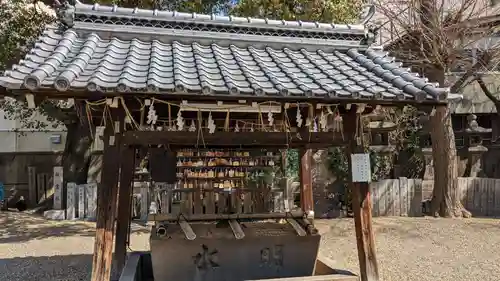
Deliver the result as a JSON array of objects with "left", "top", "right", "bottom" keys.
[
  {"left": 91, "top": 112, "right": 123, "bottom": 281},
  {"left": 299, "top": 149, "right": 314, "bottom": 217},
  {"left": 122, "top": 131, "right": 345, "bottom": 147},
  {"left": 114, "top": 145, "right": 136, "bottom": 275},
  {"left": 344, "top": 106, "right": 380, "bottom": 281}
]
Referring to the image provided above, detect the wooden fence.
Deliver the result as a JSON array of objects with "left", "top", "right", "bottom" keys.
[
  {"left": 371, "top": 177, "right": 500, "bottom": 217},
  {"left": 60, "top": 177, "right": 500, "bottom": 220},
  {"left": 453, "top": 178, "right": 500, "bottom": 217},
  {"left": 370, "top": 178, "right": 423, "bottom": 217}
]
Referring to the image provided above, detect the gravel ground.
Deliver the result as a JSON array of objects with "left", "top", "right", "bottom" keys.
[{"left": 1, "top": 211, "right": 499, "bottom": 281}]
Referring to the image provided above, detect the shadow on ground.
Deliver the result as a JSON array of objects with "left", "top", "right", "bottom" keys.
[
  {"left": 0, "top": 211, "right": 150, "bottom": 244},
  {"left": 0, "top": 254, "right": 94, "bottom": 281}
]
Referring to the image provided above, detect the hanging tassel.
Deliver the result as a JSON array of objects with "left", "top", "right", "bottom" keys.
[
  {"left": 224, "top": 109, "right": 230, "bottom": 131},
  {"left": 167, "top": 104, "right": 176, "bottom": 131}
]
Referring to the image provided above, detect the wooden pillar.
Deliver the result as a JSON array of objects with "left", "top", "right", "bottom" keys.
[
  {"left": 114, "top": 145, "right": 136, "bottom": 275},
  {"left": 91, "top": 111, "right": 123, "bottom": 281},
  {"left": 299, "top": 149, "right": 314, "bottom": 217},
  {"left": 344, "top": 106, "right": 379, "bottom": 281}
]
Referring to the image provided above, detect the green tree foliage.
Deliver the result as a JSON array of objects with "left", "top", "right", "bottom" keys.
[
  {"left": 232, "top": 0, "right": 361, "bottom": 23},
  {"left": 95, "top": 0, "right": 232, "bottom": 13},
  {"left": 232, "top": 0, "right": 363, "bottom": 179}
]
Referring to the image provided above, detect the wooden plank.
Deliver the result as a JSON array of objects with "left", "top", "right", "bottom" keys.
[
  {"left": 78, "top": 184, "right": 86, "bottom": 219},
  {"left": 378, "top": 180, "right": 387, "bottom": 216},
  {"left": 406, "top": 179, "right": 412, "bottom": 216},
  {"left": 115, "top": 146, "right": 136, "bottom": 276},
  {"left": 408, "top": 179, "right": 420, "bottom": 217},
  {"left": 236, "top": 188, "right": 244, "bottom": 213},
  {"left": 370, "top": 182, "right": 378, "bottom": 217},
  {"left": 459, "top": 178, "right": 467, "bottom": 205},
  {"left": 386, "top": 180, "right": 393, "bottom": 216},
  {"left": 217, "top": 191, "right": 227, "bottom": 214},
  {"left": 273, "top": 190, "right": 284, "bottom": 213},
  {"left": 161, "top": 184, "right": 172, "bottom": 214},
  {"left": 181, "top": 192, "right": 193, "bottom": 214},
  {"left": 472, "top": 178, "right": 481, "bottom": 216},
  {"left": 399, "top": 177, "right": 409, "bottom": 216},
  {"left": 414, "top": 179, "right": 423, "bottom": 217},
  {"left": 486, "top": 178, "right": 494, "bottom": 216},
  {"left": 91, "top": 115, "right": 122, "bottom": 281},
  {"left": 480, "top": 178, "right": 488, "bottom": 216},
  {"left": 204, "top": 187, "right": 215, "bottom": 214},
  {"left": 244, "top": 190, "right": 253, "bottom": 213},
  {"left": 495, "top": 179, "right": 500, "bottom": 216},
  {"left": 53, "top": 167, "right": 63, "bottom": 210},
  {"left": 300, "top": 149, "right": 314, "bottom": 216},
  {"left": 193, "top": 181, "right": 203, "bottom": 214},
  {"left": 253, "top": 181, "right": 265, "bottom": 213},
  {"left": 392, "top": 179, "right": 400, "bottom": 216},
  {"left": 456, "top": 178, "right": 465, "bottom": 206},
  {"left": 122, "top": 131, "right": 348, "bottom": 147},
  {"left": 408, "top": 179, "right": 415, "bottom": 216},
  {"left": 28, "top": 167, "right": 37, "bottom": 207},
  {"left": 466, "top": 177, "right": 474, "bottom": 211},
  {"left": 140, "top": 182, "right": 149, "bottom": 219},
  {"left": 66, "top": 182, "right": 77, "bottom": 220},
  {"left": 36, "top": 173, "right": 46, "bottom": 204},
  {"left": 345, "top": 107, "right": 379, "bottom": 281}
]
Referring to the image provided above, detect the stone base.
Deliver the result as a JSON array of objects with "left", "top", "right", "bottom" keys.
[
  {"left": 43, "top": 209, "right": 66, "bottom": 220},
  {"left": 150, "top": 221, "right": 321, "bottom": 281}
]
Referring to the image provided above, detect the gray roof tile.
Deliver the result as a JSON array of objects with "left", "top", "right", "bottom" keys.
[{"left": 0, "top": 2, "right": 456, "bottom": 103}]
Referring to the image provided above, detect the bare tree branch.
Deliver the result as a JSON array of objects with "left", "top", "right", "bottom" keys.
[{"left": 476, "top": 75, "right": 500, "bottom": 105}]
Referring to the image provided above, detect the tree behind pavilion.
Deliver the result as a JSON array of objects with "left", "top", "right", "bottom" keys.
[{"left": 374, "top": 0, "right": 500, "bottom": 218}]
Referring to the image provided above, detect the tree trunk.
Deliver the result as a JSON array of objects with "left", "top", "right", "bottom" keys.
[
  {"left": 427, "top": 68, "right": 471, "bottom": 218},
  {"left": 62, "top": 120, "right": 93, "bottom": 185}
]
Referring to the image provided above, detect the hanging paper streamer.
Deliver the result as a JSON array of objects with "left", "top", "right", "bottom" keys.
[
  {"left": 189, "top": 120, "right": 196, "bottom": 132},
  {"left": 313, "top": 120, "right": 318, "bottom": 133},
  {"left": 147, "top": 102, "right": 158, "bottom": 126},
  {"left": 319, "top": 111, "right": 328, "bottom": 132},
  {"left": 234, "top": 122, "right": 240, "bottom": 132},
  {"left": 296, "top": 106, "right": 303, "bottom": 127},
  {"left": 207, "top": 112, "right": 216, "bottom": 134},
  {"left": 176, "top": 110, "right": 184, "bottom": 131},
  {"left": 268, "top": 111, "right": 274, "bottom": 126}
]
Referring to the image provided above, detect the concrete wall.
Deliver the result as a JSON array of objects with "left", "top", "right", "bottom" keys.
[
  {"left": 0, "top": 106, "right": 66, "bottom": 207},
  {"left": 0, "top": 153, "right": 62, "bottom": 207},
  {"left": 0, "top": 131, "right": 67, "bottom": 153},
  {"left": 0, "top": 108, "right": 66, "bottom": 153}
]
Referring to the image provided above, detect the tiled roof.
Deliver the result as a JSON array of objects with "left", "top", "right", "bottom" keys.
[{"left": 0, "top": 2, "right": 458, "bottom": 103}]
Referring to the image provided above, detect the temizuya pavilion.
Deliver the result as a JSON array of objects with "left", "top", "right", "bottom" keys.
[{"left": 0, "top": 2, "right": 460, "bottom": 281}]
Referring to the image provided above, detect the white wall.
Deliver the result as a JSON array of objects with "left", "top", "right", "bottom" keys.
[{"left": 0, "top": 108, "right": 67, "bottom": 153}]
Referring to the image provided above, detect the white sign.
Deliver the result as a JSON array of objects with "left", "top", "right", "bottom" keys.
[
  {"left": 78, "top": 184, "right": 86, "bottom": 219},
  {"left": 66, "top": 182, "right": 77, "bottom": 220},
  {"left": 53, "top": 167, "right": 63, "bottom": 210},
  {"left": 85, "top": 183, "right": 97, "bottom": 219},
  {"left": 351, "top": 153, "right": 371, "bottom": 183}
]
